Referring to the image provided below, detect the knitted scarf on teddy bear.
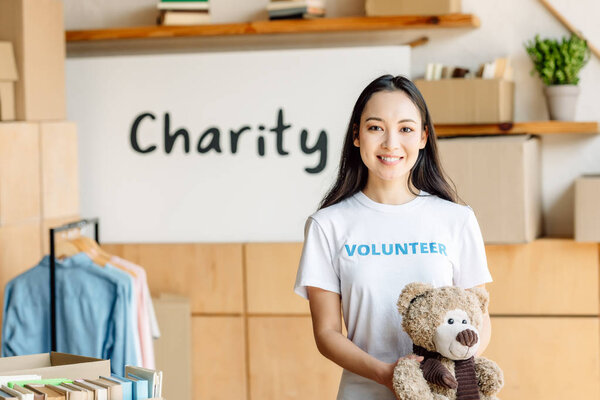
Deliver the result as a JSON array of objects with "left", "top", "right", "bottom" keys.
[{"left": 413, "top": 344, "right": 480, "bottom": 400}]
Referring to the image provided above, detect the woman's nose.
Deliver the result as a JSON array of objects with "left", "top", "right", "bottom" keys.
[{"left": 382, "top": 133, "right": 400, "bottom": 150}]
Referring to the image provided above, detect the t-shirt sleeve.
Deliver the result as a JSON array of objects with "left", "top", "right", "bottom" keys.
[
  {"left": 452, "top": 207, "right": 493, "bottom": 289},
  {"left": 293, "top": 216, "right": 341, "bottom": 300}
]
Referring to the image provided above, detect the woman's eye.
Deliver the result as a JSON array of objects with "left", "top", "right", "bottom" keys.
[
  {"left": 368, "top": 126, "right": 383, "bottom": 131},
  {"left": 448, "top": 318, "right": 454, "bottom": 324},
  {"left": 400, "top": 127, "right": 413, "bottom": 133}
]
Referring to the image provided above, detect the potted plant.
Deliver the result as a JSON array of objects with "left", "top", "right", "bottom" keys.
[{"left": 524, "top": 34, "right": 590, "bottom": 120}]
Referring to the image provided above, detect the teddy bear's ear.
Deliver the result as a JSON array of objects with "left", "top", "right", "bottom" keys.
[
  {"left": 467, "top": 286, "right": 490, "bottom": 313},
  {"left": 397, "top": 282, "right": 433, "bottom": 316}
]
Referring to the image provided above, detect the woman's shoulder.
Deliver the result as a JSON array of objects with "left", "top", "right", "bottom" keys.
[
  {"left": 422, "top": 191, "right": 475, "bottom": 222},
  {"left": 307, "top": 193, "right": 359, "bottom": 225}
]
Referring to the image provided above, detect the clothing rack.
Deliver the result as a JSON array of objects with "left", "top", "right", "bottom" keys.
[{"left": 49, "top": 218, "right": 100, "bottom": 352}]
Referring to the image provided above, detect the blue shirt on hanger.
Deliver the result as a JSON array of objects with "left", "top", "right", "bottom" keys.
[{"left": 1, "top": 252, "right": 138, "bottom": 374}]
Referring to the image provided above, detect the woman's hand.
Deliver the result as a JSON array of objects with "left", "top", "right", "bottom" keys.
[{"left": 377, "top": 354, "right": 424, "bottom": 396}]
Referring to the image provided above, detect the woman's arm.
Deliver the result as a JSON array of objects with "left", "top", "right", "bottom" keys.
[
  {"left": 475, "top": 283, "right": 491, "bottom": 356},
  {"left": 306, "top": 286, "right": 421, "bottom": 393}
]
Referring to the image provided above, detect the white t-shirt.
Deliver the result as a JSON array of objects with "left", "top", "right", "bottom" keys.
[{"left": 293, "top": 189, "right": 493, "bottom": 400}]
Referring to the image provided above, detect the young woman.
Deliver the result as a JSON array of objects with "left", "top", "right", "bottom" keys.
[{"left": 293, "top": 75, "right": 493, "bottom": 399}]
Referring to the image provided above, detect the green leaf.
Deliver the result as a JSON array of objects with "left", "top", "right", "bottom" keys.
[{"left": 523, "top": 33, "right": 590, "bottom": 85}]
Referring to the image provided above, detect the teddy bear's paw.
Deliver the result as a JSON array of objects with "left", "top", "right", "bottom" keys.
[
  {"left": 393, "top": 358, "right": 435, "bottom": 400},
  {"left": 475, "top": 357, "right": 504, "bottom": 395}
]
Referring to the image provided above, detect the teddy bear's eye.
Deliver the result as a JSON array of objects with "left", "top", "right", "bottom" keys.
[
  {"left": 448, "top": 318, "right": 454, "bottom": 324},
  {"left": 462, "top": 320, "right": 467, "bottom": 324}
]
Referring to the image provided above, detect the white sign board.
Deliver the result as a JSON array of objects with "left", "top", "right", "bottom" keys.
[{"left": 66, "top": 46, "right": 411, "bottom": 242}]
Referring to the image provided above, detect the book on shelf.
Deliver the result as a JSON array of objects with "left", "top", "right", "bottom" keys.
[
  {"left": 267, "top": 0, "right": 325, "bottom": 19},
  {"left": 423, "top": 57, "right": 512, "bottom": 81},
  {"left": 157, "top": 10, "right": 211, "bottom": 25},
  {"left": 157, "top": 1, "right": 210, "bottom": 11}
]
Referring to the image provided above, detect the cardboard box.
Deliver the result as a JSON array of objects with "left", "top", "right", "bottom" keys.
[
  {"left": 366, "top": 0, "right": 461, "bottom": 16},
  {"left": 415, "top": 78, "right": 514, "bottom": 124},
  {"left": 438, "top": 135, "right": 542, "bottom": 243},
  {"left": 154, "top": 294, "right": 191, "bottom": 400},
  {"left": 575, "top": 175, "right": 600, "bottom": 242},
  {"left": 0, "top": 122, "right": 40, "bottom": 225},
  {"left": 40, "top": 122, "right": 80, "bottom": 219},
  {"left": 0, "top": 0, "right": 66, "bottom": 121},
  {"left": 0, "top": 352, "right": 110, "bottom": 379},
  {"left": 0, "top": 42, "right": 18, "bottom": 121}
]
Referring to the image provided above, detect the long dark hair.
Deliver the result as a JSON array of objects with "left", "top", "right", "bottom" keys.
[{"left": 318, "top": 74, "right": 461, "bottom": 210}]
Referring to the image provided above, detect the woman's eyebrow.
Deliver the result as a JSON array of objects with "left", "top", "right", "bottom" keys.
[{"left": 365, "top": 117, "right": 417, "bottom": 123}]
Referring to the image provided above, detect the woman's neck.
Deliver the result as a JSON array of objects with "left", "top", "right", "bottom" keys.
[{"left": 362, "top": 178, "right": 418, "bottom": 205}]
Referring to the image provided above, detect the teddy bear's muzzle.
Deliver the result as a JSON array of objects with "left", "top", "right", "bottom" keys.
[{"left": 456, "top": 329, "right": 478, "bottom": 347}]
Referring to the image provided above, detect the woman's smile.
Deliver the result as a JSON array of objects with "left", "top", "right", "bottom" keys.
[{"left": 377, "top": 155, "right": 404, "bottom": 165}]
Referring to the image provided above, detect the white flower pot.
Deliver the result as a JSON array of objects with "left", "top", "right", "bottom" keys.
[{"left": 543, "top": 84, "right": 580, "bottom": 121}]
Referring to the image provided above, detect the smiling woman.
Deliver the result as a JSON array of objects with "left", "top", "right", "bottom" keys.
[{"left": 293, "top": 75, "right": 493, "bottom": 400}]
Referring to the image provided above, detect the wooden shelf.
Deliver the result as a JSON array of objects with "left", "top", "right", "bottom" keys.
[
  {"left": 65, "top": 14, "right": 480, "bottom": 42},
  {"left": 435, "top": 121, "right": 599, "bottom": 136}
]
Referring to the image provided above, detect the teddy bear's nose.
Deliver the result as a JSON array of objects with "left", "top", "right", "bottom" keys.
[{"left": 456, "top": 329, "right": 478, "bottom": 347}]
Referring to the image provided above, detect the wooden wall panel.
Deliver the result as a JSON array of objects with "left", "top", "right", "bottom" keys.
[
  {"left": 485, "top": 317, "right": 600, "bottom": 399},
  {"left": 245, "top": 243, "right": 309, "bottom": 315},
  {"left": 248, "top": 316, "right": 342, "bottom": 400},
  {"left": 103, "top": 243, "right": 244, "bottom": 314},
  {"left": 192, "top": 316, "right": 246, "bottom": 400},
  {"left": 486, "top": 239, "right": 599, "bottom": 315}
]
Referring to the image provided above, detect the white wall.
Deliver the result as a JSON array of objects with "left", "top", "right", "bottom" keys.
[
  {"left": 64, "top": 0, "right": 600, "bottom": 238},
  {"left": 66, "top": 46, "right": 411, "bottom": 242}
]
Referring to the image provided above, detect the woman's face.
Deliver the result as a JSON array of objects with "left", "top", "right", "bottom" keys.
[{"left": 353, "top": 90, "right": 428, "bottom": 186}]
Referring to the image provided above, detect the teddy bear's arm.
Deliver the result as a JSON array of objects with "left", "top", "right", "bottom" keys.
[
  {"left": 393, "top": 358, "right": 442, "bottom": 400},
  {"left": 474, "top": 357, "right": 504, "bottom": 395}
]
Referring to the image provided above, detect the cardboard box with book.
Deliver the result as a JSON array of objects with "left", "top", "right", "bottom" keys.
[
  {"left": 415, "top": 58, "right": 515, "bottom": 124},
  {"left": 0, "top": 352, "right": 164, "bottom": 399}
]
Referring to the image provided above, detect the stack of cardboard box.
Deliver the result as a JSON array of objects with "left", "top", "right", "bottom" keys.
[{"left": 0, "top": 0, "right": 81, "bottom": 337}]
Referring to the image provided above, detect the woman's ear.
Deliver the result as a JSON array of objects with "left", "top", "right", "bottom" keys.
[
  {"left": 419, "top": 125, "right": 428, "bottom": 149},
  {"left": 352, "top": 123, "right": 359, "bottom": 147}
]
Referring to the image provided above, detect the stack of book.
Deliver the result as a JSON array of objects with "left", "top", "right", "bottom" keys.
[
  {"left": 266, "top": 0, "right": 326, "bottom": 20},
  {"left": 157, "top": 0, "right": 211, "bottom": 26},
  {"left": 423, "top": 58, "right": 513, "bottom": 80}
]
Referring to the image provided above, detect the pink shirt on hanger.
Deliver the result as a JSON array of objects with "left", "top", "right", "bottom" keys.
[{"left": 111, "top": 256, "right": 158, "bottom": 369}]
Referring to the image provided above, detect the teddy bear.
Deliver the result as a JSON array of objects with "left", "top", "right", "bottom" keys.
[{"left": 392, "top": 282, "right": 503, "bottom": 400}]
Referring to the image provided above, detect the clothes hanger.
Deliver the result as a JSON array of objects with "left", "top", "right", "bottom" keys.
[
  {"left": 69, "top": 232, "right": 138, "bottom": 277},
  {"left": 55, "top": 230, "right": 82, "bottom": 260},
  {"left": 70, "top": 237, "right": 111, "bottom": 267}
]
